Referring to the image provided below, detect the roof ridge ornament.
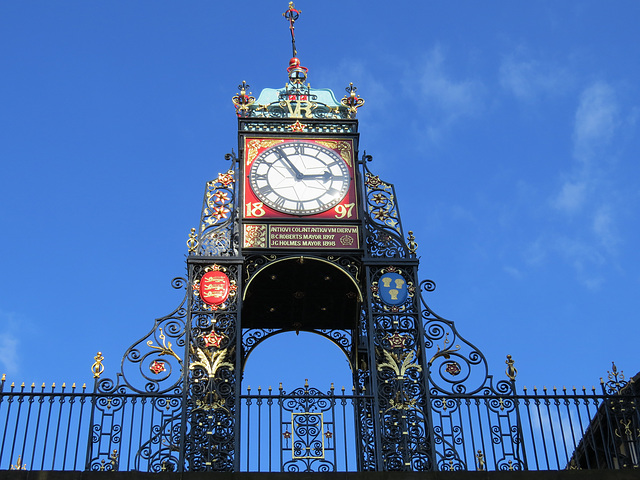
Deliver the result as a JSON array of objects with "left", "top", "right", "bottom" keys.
[
  {"left": 341, "top": 83, "right": 365, "bottom": 118},
  {"left": 283, "top": 2, "right": 301, "bottom": 59},
  {"left": 231, "top": 4, "right": 365, "bottom": 120}
]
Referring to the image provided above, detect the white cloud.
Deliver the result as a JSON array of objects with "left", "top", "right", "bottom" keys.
[
  {"left": 503, "top": 266, "right": 524, "bottom": 279},
  {"left": 416, "top": 46, "right": 482, "bottom": 120},
  {"left": 408, "top": 45, "right": 483, "bottom": 144},
  {"left": 499, "top": 55, "right": 569, "bottom": 101},
  {"left": 538, "top": 81, "right": 625, "bottom": 286},
  {"left": 592, "top": 205, "right": 619, "bottom": 253},
  {"left": 552, "top": 180, "right": 587, "bottom": 213},
  {"left": 573, "top": 82, "right": 619, "bottom": 163}
]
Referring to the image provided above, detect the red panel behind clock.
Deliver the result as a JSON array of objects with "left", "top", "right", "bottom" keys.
[{"left": 243, "top": 137, "right": 358, "bottom": 221}]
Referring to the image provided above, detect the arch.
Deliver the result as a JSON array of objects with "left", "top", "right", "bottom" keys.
[
  {"left": 241, "top": 328, "right": 354, "bottom": 374},
  {"left": 241, "top": 331, "right": 354, "bottom": 392},
  {"left": 242, "top": 256, "right": 362, "bottom": 331}
]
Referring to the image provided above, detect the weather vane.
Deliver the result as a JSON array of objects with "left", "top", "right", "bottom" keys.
[{"left": 283, "top": 2, "right": 301, "bottom": 58}]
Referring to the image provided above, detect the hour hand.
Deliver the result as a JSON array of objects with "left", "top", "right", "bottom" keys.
[{"left": 302, "top": 171, "right": 333, "bottom": 182}]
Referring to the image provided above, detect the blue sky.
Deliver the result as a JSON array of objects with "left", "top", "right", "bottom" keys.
[{"left": 1, "top": 2, "right": 639, "bottom": 393}]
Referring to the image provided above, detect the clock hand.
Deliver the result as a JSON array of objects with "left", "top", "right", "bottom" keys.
[
  {"left": 274, "top": 148, "right": 304, "bottom": 180},
  {"left": 301, "top": 171, "right": 333, "bottom": 182}
]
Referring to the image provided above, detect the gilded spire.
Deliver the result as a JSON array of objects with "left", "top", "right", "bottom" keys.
[{"left": 282, "top": 2, "right": 301, "bottom": 58}]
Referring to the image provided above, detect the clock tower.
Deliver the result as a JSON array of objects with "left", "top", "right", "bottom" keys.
[
  {"left": 178, "top": 3, "right": 490, "bottom": 473},
  {"left": 80, "top": 4, "right": 522, "bottom": 474}
]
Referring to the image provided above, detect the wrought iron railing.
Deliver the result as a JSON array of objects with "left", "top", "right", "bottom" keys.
[{"left": 1, "top": 371, "right": 638, "bottom": 472}]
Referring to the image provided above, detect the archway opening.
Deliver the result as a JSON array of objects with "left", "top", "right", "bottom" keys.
[
  {"left": 240, "top": 331, "right": 358, "bottom": 472},
  {"left": 242, "top": 257, "right": 361, "bottom": 331},
  {"left": 242, "top": 331, "right": 354, "bottom": 392}
]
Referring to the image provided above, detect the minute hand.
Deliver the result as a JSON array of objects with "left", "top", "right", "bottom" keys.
[{"left": 275, "top": 149, "right": 304, "bottom": 179}]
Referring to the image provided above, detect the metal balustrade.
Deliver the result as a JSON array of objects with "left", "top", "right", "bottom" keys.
[{"left": 1, "top": 373, "right": 638, "bottom": 472}]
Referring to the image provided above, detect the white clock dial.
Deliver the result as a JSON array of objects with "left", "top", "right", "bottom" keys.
[{"left": 249, "top": 141, "right": 350, "bottom": 215}]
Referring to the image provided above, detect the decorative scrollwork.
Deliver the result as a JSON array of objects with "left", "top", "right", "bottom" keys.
[
  {"left": 232, "top": 81, "right": 256, "bottom": 117},
  {"left": 341, "top": 83, "right": 365, "bottom": 118},
  {"left": 196, "top": 167, "right": 237, "bottom": 256},
  {"left": 96, "top": 277, "right": 187, "bottom": 395},
  {"left": 361, "top": 160, "right": 409, "bottom": 258},
  {"left": 420, "top": 280, "right": 495, "bottom": 396},
  {"left": 603, "top": 361, "right": 628, "bottom": 395}
]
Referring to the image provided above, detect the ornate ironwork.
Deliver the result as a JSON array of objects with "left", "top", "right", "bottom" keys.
[
  {"left": 96, "top": 277, "right": 187, "bottom": 396},
  {"left": 239, "top": 119, "right": 357, "bottom": 134},
  {"left": 361, "top": 156, "right": 409, "bottom": 259},
  {"left": 341, "top": 83, "right": 365, "bottom": 119},
  {"left": 185, "top": 261, "right": 240, "bottom": 471},
  {"left": 194, "top": 166, "right": 238, "bottom": 257},
  {"left": 241, "top": 328, "right": 353, "bottom": 372},
  {"left": 282, "top": 2, "right": 301, "bottom": 59},
  {"left": 361, "top": 261, "right": 433, "bottom": 470},
  {"left": 232, "top": 81, "right": 256, "bottom": 117}
]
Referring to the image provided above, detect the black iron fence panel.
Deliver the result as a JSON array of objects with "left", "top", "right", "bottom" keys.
[
  {"left": 0, "top": 378, "right": 184, "bottom": 472},
  {"left": 87, "top": 392, "right": 183, "bottom": 472},
  {"left": 1, "top": 373, "right": 638, "bottom": 472},
  {"left": 0, "top": 382, "right": 93, "bottom": 471},
  {"left": 239, "top": 384, "right": 372, "bottom": 472}
]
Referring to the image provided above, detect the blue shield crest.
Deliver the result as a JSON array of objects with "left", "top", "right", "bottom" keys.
[{"left": 379, "top": 272, "right": 408, "bottom": 306}]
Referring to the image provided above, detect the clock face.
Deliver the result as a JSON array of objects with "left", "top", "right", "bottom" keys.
[{"left": 249, "top": 141, "right": 351, "bottom": 215}]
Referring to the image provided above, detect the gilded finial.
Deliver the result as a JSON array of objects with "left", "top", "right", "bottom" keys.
[
  {"left": 187, "top": 227, "right": 198, "bottom": 253},
  {"left": 341, "top": 83, "right": 365, "bottom": 118},
  {"left": 407, "top": 231, "right": 418, "bottom": 254},
  {"left": 232, "top": 81, "right": 256, "bottom": 117},
  {"left": 506, "top": 354, "right": 517, "bottom": 381},
  {"left": 11, "top": 455, "right": 27, "bottom": 470},
  {"left": 283, "top": 2, "right": 301, "bottom": 58},
  {"left": 476, "top": 450, "right": 485, "bottom": 471},
  {"left": 92, "top": 351, "right": 105, "bottom": 379},
  {"left": 110, "top": 449, "right": 119, "bottom": 468}
]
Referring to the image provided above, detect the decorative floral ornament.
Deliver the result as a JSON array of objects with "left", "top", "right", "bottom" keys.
[
  {"left": 365, "top": 173, "right": 382, "bottom": 188},
  {"left": 372, "top": 193, "right": 386, "bottom": 205},
  {"left": 149, "top": 360, "right": 166, "bottom": 375},
  {"left": 445, "top": 361, "right": 462, "bottom": 376},
  {"left": 232, "top": 81, "right": 256, "bottom": 117},
  {"left": 289, "top": 120, "right": 307, "bottom": 132},
  {"left": 211, "top": 206, "right": 230, "bottom": 220},
  {"left": 387, "top": 332, "right": 408, "bottom": 349},
  {"left": 373, "top": 208, "right": 389, "bottom": 221},
  {"left": 212, "top": 191, "right": 229, "bottom": 203},
  {"left": 341, "top": 83, "right": 365, "bottom": 118},
  {"left": 202, "top": 331, "right": 225, "bottom": 348},
  {"left": 217, "top": 170, "right": 234, "bottom": 187}
]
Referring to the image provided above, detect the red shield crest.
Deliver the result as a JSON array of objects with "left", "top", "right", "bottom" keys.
[{"left": 199, "top": 271, "right": 230, "bottom": 306}]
